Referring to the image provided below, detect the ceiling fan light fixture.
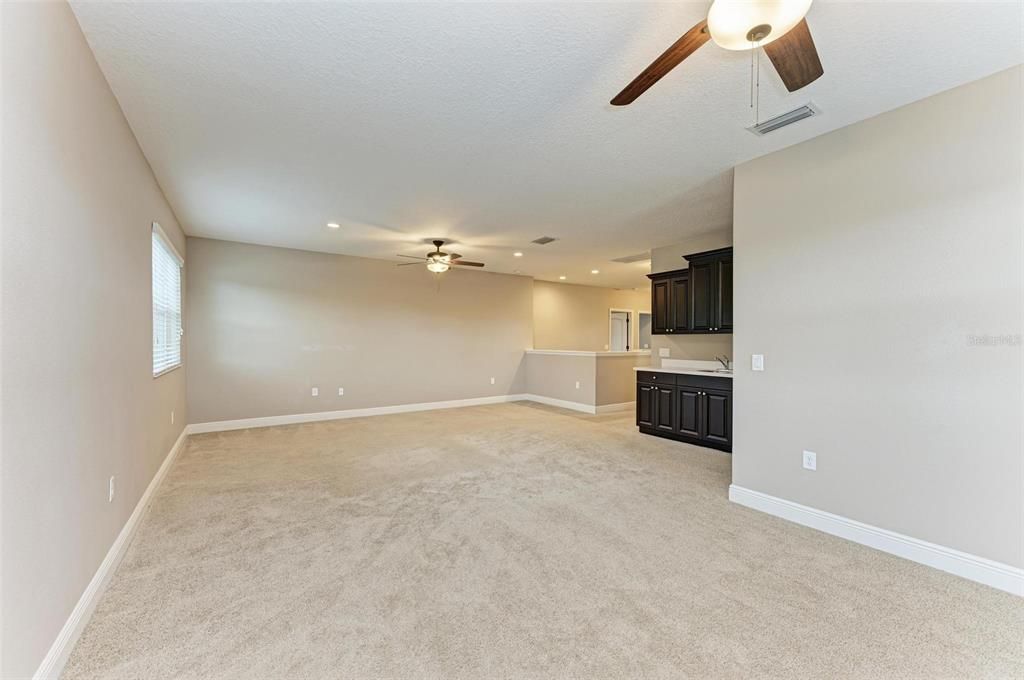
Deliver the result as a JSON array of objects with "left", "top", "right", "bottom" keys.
[
  {"left": 427, "top": 261, "right": 450, "bottom": 273},
  {"left": 707, "top": 0, "right": 813, "bottom": 50}
]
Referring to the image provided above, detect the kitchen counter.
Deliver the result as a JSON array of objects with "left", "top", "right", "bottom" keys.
[{"left": 633, "top": 365, "right": 733, "bottom": 379}]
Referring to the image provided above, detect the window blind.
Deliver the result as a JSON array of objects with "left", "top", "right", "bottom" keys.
[{"left": 152, "top": 223, "right": 183, "bottom": 376}]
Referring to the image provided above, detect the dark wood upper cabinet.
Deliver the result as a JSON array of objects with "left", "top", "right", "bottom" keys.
[
  {"left": 647, "top": 247, "right": 732, "bottom": 335},
  {"left": 687, "top": 259, "right": 715, "bottom": 332},
  {"left": 670, "top": 275, "right": 688, "bottom": 334},
  {"left": 717, "top": 253, "right": 733, "bottom": 332},
  {"left": 652, "top": 279, "right": 671, "bottom": 334}
]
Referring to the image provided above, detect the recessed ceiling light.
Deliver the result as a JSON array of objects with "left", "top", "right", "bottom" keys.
[
  {"left": 326, "top": 222, "right": 340, "bottom": 229},
  {"left": 559, "top": 276, "right": 566, "bottom": 280},
  {"left": 513, "top": 252, "right": 523, "bottom": 257},
  {"left": 591, "top": 269, "right": 599, "bottom": 274}
]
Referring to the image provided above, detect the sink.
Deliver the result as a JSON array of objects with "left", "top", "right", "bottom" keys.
[{"left": 698, "top": 369, "right": 733, "bottom": 374}]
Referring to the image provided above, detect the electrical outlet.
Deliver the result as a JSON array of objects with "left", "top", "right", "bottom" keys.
[
  {"left": 311, "top": 387, "right": 319, "bottom": 397},
  {"left": 659, "top": 348, "right": 670, "bottom": 358},
  {"left": 752, "top": 354, "right": 765, "bottom": 371},
  {"left": 338, "top": 387, "right": 344, "bottom": 396},
  {"left": 490, "top": 377, "right": 495, "bottom": 385},
  {"left": 802, "top": 450, "right": 817, "bottom": 471},
  {"left": 575, "top": 381, "right": 580, "bottom": 389},
  {"left": 108, "top": 476, "right": 115, "bottom": 503}
]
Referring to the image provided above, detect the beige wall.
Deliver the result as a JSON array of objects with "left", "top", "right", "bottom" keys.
[
  {"left": 1, "top": 3, "right": 188, "bottom": 676},
  {"left": 185, "top": 238, "right": 533, "bottom": 423},
  {"left": 525, "top": 353, "right": 598, "bottom": 405},
  {"left": 524, "top": 352, "right": 649, "bottom": 407},
  {"left": 650, "top": 230, "right": 734, "bottom": 365},
  {"left": 732, "top": 66, "right": 1023, "bottom": 567},
  {"left": 533, "top": 280, "right": 649, "bottom": 352},
  {"left": 595, "top": 355, "right": 650, "bottom": 406}
]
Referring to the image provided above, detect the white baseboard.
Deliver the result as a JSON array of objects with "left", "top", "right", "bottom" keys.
[
  {"left": 187, "top": 394, "right": 532, "bottom": 433},
  {"left": 729, "top": 485, "right": 1023, "bottom": 597},
  {"left": 34, "top": 428, "right": 190, "bottom": 680},
  {"left": 186, "top": 394, "right": 622, "bottom": 433},
  {"left": 519, "top": 394, "right": 596, "bottom": 414},
  {"left": 595, "top": 401, "right": 635, "bottom": 414}
]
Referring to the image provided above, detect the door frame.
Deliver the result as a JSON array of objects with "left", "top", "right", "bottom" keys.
[
  {"left": 636, "top": 309, "right": 651, "bottom": 350},
  {"left": 608, "top": 308, "right": 633, "bottom": 351}
]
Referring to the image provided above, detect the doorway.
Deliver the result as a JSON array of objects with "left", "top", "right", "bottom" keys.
[
  {"left": 638, "top": 311, "right": 652, "bottom": 350},
  {"left": 609, "top": 309, "right": 632, "bottom": 351}
]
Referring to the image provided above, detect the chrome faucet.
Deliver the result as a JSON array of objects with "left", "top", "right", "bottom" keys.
[{"left": 715, "top": 355, "right": 731, "bottom": 370}]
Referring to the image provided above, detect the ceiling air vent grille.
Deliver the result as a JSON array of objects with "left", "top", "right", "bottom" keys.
[
  {"left": 748, "top": 103, "right": 819, "bottom": 136},
  {"left": 531, "top": 236, "right": 557, "bottom": 245}
]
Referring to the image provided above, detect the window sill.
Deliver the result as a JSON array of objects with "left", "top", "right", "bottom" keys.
[{"left": 153, "top": 363, "right": 182, "bottom": 379}]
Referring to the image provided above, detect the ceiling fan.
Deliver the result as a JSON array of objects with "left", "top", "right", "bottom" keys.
[
  {"left": 611, "top": 0, "right": 823, "bottom": 106},
  {"left": 396, "top": 240, "right": 485, "bottom": 273}
]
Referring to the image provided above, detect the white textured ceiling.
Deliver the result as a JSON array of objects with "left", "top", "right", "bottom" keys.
[{"left": 72, "top": 1, "right": 1022, "bottom": 288}]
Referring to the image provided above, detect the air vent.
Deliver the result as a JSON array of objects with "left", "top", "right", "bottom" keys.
[
  {"left": 747, "top": 103, "right": 819, "bottom": 136},
  {"left": 531, "top": 236, "right": 557, "bottom": 245},
  {"left": 611, "top": 252, "right": 651, "bottom": 264}
]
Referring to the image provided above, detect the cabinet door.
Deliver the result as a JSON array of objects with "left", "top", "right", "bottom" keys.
[
  {"left": 675, "top": 386, "right": 701, "bottom": 438},
  {"left": 636, "top": 384, "right": 655, "bottom": 427},
  {"left": 716, "top": 255, "right": 733, "bottom": 332},
  {"left": 652, "top": 280, "right": 671, "bottom": 334},
  {"left": 670, "top": 276, "right": 689, "bottom": 333},
  {"left": 689, "top": 260, "right": 715, "bottom": 332},
  {"left": 702, "top": 388, "right": 732, "bottom": 447},
  {"left": 654, "top": 386, "right": 675, "bottom": 432}
]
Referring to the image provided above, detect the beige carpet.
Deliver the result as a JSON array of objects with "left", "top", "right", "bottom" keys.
[{"left": 64, "top": 403, "right": 1022, "bottom": 679}]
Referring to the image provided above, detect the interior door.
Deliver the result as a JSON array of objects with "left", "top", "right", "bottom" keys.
[
  {"left": 652, "top": 280, "right": 670, "bottom": 334},
  {"left": 702, "top": 388, "right": 732, "bottom": 446},
  {"left": 609, "top": 311, "right": 629, "bottom": 351},
  {"left": 675, "top": 386, "right": 701, "bottom": 438}
]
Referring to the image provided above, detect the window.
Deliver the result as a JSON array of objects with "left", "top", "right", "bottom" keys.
[{"left": 152, "top": 223, "right": 183, "bottom": 376}]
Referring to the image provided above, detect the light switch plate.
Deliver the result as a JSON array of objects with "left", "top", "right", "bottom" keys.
[
  {"left": 752, "top": 354, "right": 765, "bottom": 371},
  {"left": 338, "top": 387, "right": 344, "bottom": 396},
  {"left": 659, "top": 348, "right": 670, "bottom": 358},
  {"left": 311, "top": 387, "right": 319, "bottom": 397}
]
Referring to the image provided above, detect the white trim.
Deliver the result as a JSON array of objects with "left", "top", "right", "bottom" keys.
[
  {"left": 525, "top": 349, "right": 651, "bottom": 357},
  {"left": 729, "top": 485, "right": 1024, "bottom": 597},
  {"left": 34, "top": 428, "right": 190, "bottom": 680},
  {"left": 151, "top": 221, "right": 183, "bottom": 264},
  {"left": 521, "top": 394, "right": 596, "bottom": 414},
  {"left": 186, "top": 395, "right": 617, "bottom": 432},
  {"left": 187, "top": 395, "right": 532, "bottom": 433},
  {"left": 595, "top": 401, "right": 635, "bottom": 414}
]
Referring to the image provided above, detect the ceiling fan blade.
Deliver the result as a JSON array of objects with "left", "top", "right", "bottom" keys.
[
  {"left": 452, "top": 260, "right": 485, "bottom": 268},
  {"left": 610, "top": 20, "right": 710, "bottom": 106},
  {"left": 762, "top": 18, "right": 823, "bottom": 92},
  {"left": 448, "top": 253, "right": 462, "bottom": 261},
  {"left": 397, "top": 254, "right": 427, "bottom": 260},
  {"left": 396, "top": 261, "right": 423, "bottom": 266}
]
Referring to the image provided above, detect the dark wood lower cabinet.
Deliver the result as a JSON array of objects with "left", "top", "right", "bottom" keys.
[
  {"left": 675, "top": 386, "right": 702, "bottom": 438},
  {"left": 701, "top": 388, "right": 731, "bottom": 447},
  {"left": 636, "top": 373, "right": 732, "bottom": 452},
  {"left": 654, "top": 386, "right": 675, "bottom": 432}
]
